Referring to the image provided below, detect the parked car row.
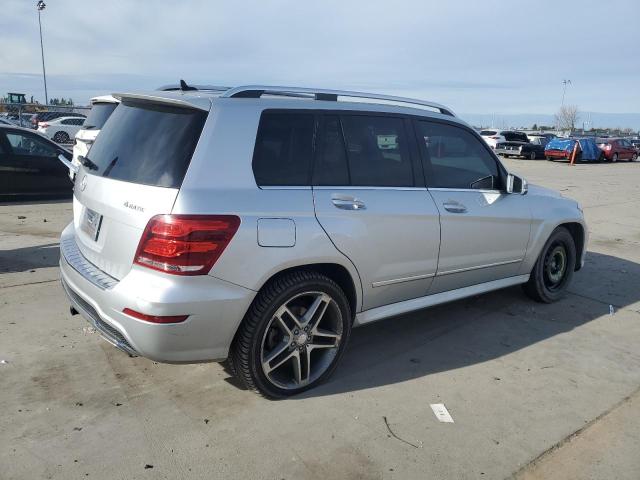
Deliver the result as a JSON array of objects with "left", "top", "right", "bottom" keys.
[
  {"left": 481, "top": 128, "right": 639, "bottom": 163},
  {"left": 0, "top": 95, "right": 120, "bottom": 196}
]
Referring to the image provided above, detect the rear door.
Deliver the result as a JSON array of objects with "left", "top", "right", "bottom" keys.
[
  {"left": 72, "top": 99, "right": 208, "bottom": 280},
  {"left": 414, "top": 119, "right": 531, "bottom": 294},
  {"left": 313, "top": 113, "right": 441, "bottom": 311}
]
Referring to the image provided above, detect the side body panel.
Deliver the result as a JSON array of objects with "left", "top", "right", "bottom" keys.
[
  {"left": 428, "top": 189, "right": 531, "bottom": 293},
  {"left": 173, "top": 102, "right": 364, "bottom": 312}
]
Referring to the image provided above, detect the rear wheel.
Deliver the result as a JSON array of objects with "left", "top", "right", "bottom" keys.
[
  {"left": 529, "top": 151, "right": 537, "bottom": 160},
  {"left": 230, "top": 271, "right": 352, "bottom": 398},
  {"left": 53, "top": 131, "right": 70, "bottom": 143},
  {"left": 631, "top": 153, "right": 637, "bottom": 162},
  {"left": 612, "top": 152, "right": 618, "bottom": 163},
  {"left": 523, "top": 227, "right": 576, "bottom": 303}
]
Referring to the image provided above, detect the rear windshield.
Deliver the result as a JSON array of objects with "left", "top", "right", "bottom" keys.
[
  {"left": 83, "top": 102, "right": 118, "bottom": 130},
  {"left": 480, "top": 130, "right": 498, "bottom": 136},
  {"left": 86, "top": 100, "right": 207, "bottom": 188}
]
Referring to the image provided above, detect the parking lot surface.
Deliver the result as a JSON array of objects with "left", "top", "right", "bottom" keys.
[{"left": 1, "top": 158, "right": 639, "bottom": 479}]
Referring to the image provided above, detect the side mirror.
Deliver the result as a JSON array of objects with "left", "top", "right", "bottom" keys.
[{"left": 506, "top": 173, "right": 528, "bottom": 195}]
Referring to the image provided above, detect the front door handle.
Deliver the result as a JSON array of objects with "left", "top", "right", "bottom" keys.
[
  {"left": 442, "top": 201, "right": 467, "bottom": 213},
  {"left": 331, "top": 194, "right": 366, "bottom": 211}
]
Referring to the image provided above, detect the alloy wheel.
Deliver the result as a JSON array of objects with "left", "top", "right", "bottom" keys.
[{"left": 260, "top": 291, "right": 343, "bottom": 390}]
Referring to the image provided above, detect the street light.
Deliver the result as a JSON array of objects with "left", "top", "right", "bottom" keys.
[
  {"left": 561, "top": 79, "right": 571, "bottom": 107},
  {"left": 37, "top": 1, "right": 48, "bottom": 105}
]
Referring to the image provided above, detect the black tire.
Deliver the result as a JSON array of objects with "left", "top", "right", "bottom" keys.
[
  {"left": 631, "top": 153, "right": 637, "bottom": 162},
  {"left": 523, "top": 227, "right": 576, "bottom": 303},
  {"left": 53, "top": 131, "right": 70, "bottom": 143},
  {"left": 612, "top": 152, "right": 618, "bottom": 163},
  {"left": 546, "top": 156, "right": 553, "bottom": 161},
  {"left": 529, "top": 151, "right": 537, "bottom": 160},
  {"left": 229, "top": 270, "right": 352, "bottom": 398}
]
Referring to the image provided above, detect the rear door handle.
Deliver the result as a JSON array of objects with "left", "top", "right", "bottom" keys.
[
  {"left": 442, "top": 201, "right": 467, "bottom": 213},
  {"left": 331, "top": 194, "right": 366, "bottom": 211}
]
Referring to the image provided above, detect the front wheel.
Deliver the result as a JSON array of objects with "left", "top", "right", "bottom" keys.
[
  {"left": 523, "top": 227, "right": 576, "bottom": 303},
  {"left": 529, "top": 151, "right": 537, "bottom": 160},
  {"left": 230, "top": 271, "right": 352, "bottom": 398}
]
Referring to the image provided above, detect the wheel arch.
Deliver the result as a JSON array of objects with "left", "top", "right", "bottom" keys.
[
  {"left": 560, "top": 222, "right": 585, "bottom": 271},
  {"left": 255, "top": 263, "right": 360, "bottom": 319}
]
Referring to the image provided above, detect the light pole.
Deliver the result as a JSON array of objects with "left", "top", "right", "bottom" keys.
[
  {"left": 561, "top": 79, "right": 571, "bottom": 107},
  {"left": 37, "top": 1, "right": 48, "bottom": 105}
]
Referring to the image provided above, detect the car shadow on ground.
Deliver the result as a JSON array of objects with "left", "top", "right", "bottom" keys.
[
  {"left": 295, "top": 251, "right": 639, "bottom": 398},
  {"left": 0, "top": 242, "right": 60, "bottom": 273}
]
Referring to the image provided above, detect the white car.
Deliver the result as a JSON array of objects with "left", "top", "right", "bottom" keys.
[
  {"left": 38, "top": 116, "right": 85, "bottom": 144},
  {"left": 480, "top": 129, "right": 506, "bottom": 149},
  {"left": 70, "top": 95, "right": 119, "bottom": 180}
]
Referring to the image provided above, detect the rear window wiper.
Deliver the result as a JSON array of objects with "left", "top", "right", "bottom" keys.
[{"left": 79, "top": 155, "right": 99, "bottom": 171}]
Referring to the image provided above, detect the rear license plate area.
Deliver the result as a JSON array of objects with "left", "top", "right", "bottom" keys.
[{"left": 81, "top": 208, "right": 103, "bottom": 241}]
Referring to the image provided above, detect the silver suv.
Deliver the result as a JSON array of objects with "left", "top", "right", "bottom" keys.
[{"left": 59, "top": 84, "right": 587, "bottom": 398}]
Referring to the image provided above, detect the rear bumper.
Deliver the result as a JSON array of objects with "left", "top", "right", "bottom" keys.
[
  {"left": 59, "top": 222, "right": 256, "bottom": 362},
  {"left": 495, "top": 147, "right": 523, "bottom": 156},
  {"left": 545, "top": 150, "right": 570, "bottom": 159}
]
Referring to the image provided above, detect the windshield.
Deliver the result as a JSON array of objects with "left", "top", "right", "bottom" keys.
[
  {"left": 86, "top": 100, "right": 207, "bottom": 188},
  {"left": 83, "top": 102, "right": 118, "bottom": 129}
]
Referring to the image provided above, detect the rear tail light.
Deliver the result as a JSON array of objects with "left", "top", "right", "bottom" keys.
[
  {"left": 39, "top": 122, "right": 49, "bottom": 128},
  {"left": 604, "top": 144, "right": 611, "bottom": 150},
  {"left": 122, "top": 308, "right": 188, "bottom": 324},
  {"left": 134, "top": 214, "right": 240, "bottom": 275}
]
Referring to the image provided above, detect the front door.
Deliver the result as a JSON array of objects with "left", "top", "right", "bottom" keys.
[
  {"left": 5, "top": 130, "right": 70, "bottom": 194},
  {"left": 414, "top": 119, "right": 531, "bottom": 294},
  {"left": 312, "top": 114, "right": 441, "bottom": 311}
]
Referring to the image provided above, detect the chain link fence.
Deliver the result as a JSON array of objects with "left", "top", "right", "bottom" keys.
[{"left": 0, "top": 102, "right": 91, "bottom": 145}]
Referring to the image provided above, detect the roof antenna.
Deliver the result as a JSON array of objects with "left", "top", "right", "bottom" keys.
[{"left": 179, "top": 79, "right": 197, "bottom": 91}]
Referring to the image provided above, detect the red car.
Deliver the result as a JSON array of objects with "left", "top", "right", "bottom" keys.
[{"left": 597, "top": 138, "right": 638, "bottom": 162}]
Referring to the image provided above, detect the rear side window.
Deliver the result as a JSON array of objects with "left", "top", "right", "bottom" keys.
[
  {"left": 84, "top": 102, "right": 118, "bottom": 130},
  {"left": 252, "top": 113, "right": 314, "bottom": 186},
  {"left": 341, "top": 115, "right": 414, "bottom": 187},
  {"left": 416, "top": 120, "right": 501, "bottom": 190},
  {"left": 87, "top": 100, "right": 207, "bottom": 188}
]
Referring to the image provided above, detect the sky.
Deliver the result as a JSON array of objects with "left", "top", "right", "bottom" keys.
[{"left": 1, "top": 0, "right": 639, "bottom": 127}]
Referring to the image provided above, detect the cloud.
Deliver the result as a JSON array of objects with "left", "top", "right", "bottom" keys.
[{"left": 1, "top": 0, "right": 638, "bottom": 115}]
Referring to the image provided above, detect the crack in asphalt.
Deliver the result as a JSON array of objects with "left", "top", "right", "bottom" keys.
[{"left": 508, "top": 385, "right": 640, "bottom": 479}]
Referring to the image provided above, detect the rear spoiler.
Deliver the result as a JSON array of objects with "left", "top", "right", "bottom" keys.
[{"left": 112, "top": 92, "right": 211, "bottom": 111}]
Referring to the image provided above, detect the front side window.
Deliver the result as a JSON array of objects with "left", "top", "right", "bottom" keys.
[
  {"left": 252, "top": 112, "right": 314, "bottom": 186},
  {"left": 416, "top": 120, "right": 501, "bottom": 190},
  {"left": 340, "top": 115, "right": 414, "bottom": 187},
  {"left": 6, "top": 132, "right": 57, "bottom": 158}
]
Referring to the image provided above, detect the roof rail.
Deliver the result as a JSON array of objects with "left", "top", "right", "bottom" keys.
[{"left": 220, "top": 85, "right": 455, "bottom": 116}]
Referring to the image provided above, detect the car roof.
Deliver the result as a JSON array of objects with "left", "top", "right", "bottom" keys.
[
  {"left": 112, "top": 84, "right": 465, "bottom": 126},
  {"left": 0, "top": 124, "right": 41, "bottom": 134}
]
